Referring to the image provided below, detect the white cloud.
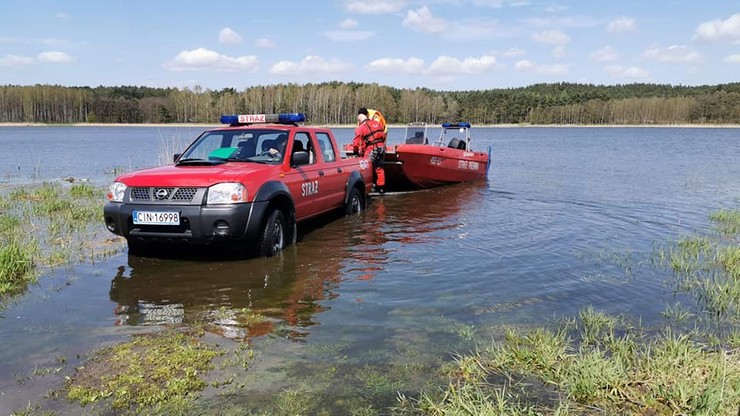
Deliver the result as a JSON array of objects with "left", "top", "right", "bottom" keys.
[
  {"left": 427, "top": 55, "right": 498, "bottom": 75},
  {"left": 643, "top": 45, "right": 702, "bottom": 64},
  {"left": 471, "top": 0, "right": 530, "bottom": 8},
  {"left": 522, "top": 16, "right": 599, "bottom": 29},
  {"left": 514, "top": 60, "right": 534, "bottom": 70},
  {"left": 323, "top": 30, "right": 375, "bottom": 42},
  {"left": 41, "top": 38, "right": 68, "bottom": 47},
  {"left": 442, "top": 17, "right": 503, "bottom": 41},
  {"left": 403, "top": 6, "right": 447, "bottom": 34},
  {"left": 340, "top": 18, "right": 358, "bottom": 29},
  {"left": 502, "top": 47, "right": 526, "bottom": 57},
  {"left": 0, "top": 51, "right": 72, "bottom": 66},
  {"left": 607, "top": 17, "right": 636, "bottom": 34},
  {"left": 591, "top": 46, "right": 619, "bottom": 62},
  {"left": 56, "top": 12, "right": 68, "bottom": 19},
  {"left": 472, "top": 0, "right": 505, "bottom": 7},
  {"left": 694, "top": 13, "right": 740, "bottom": 42},
  {"left": 543, "top": 4, "right": 568, "bottom": 13},
  {"left": 0, "top": 54, "right": 34, "bottom": 66},
  {"left": 605, "top": 65, "right": 649, "bottom": 79},
  {"left": 269, "top": 55, "right": 352, "bottom": 76},
  {"left": 532, "top": 63, "right": 569, "bottom": 75},
  {"left": 723, "top": 54, "right": 740, "bottom": 63},
  {"left": 345, "top": 0, "right": 407, "bottom": 14},
  {"left": 37, "top": 51, "right": 72, "bottom": 63},
  {"left": 0, "top": 36, "right": 68, "bottom": 46},
  {"left": 514, "top": 60, "right": 569, "bottom": 75},
  {"left": 366, "top": 54, "right": 499, "bottom": 77},
  {"left": 531, "top": 29, "right": 570, "bottom": 45},
  {"left": 366, "top": 57, "right": 425, "bottom": 73},
  {"left": 552, "top": 45, "right": 566, "bottom": 58},
  {"left": 218, "top": 27, "right": 242, "bottom": 45},
  {"left": 255, "top": 38, "right": 275, "bottom": 48},
  {"left": 163, "top": 48, "right": 258, "bottom": 72}
]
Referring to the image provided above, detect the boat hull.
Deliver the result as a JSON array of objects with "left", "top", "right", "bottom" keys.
[{"left": 384, "top": 144, "right": 489, "bottom": 189}]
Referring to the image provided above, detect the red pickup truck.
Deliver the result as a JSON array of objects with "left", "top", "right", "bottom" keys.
[{"left": 104, "top": 113, "right": 373, "bottom": 257}]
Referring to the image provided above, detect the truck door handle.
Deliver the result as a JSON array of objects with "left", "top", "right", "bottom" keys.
[
  {"left": 337, "top": 168, "right": 343, "bottom": 173},
  {"left": 319, "top": 171, "right": 325, "bottom": 177}
]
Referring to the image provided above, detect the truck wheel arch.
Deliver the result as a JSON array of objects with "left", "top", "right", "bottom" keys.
[
  {"left": 250, "top": 181, "right": 297, "bottom": 245},
  {"left": 344, "top": 171, "right": 367, "bottom": 211}
]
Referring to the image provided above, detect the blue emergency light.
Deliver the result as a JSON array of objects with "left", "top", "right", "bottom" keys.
[
  {"left": 220, "top": 113, "right": 306, "bottom": 125},
  {"left": 441, "top": 122, "right": 471, "bottom": 129}
]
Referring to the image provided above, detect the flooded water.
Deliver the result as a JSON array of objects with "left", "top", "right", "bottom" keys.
[{"left": 0, "top": 125, "right": 739, "bottom": 413}]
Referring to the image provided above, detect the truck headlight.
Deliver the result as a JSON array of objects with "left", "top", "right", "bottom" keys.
[
  {"left": 107, "top": 182, "right": 127, "bottom": 202},
  {"left": 207, "top": 183, "right": 247, "bottom": 204}
]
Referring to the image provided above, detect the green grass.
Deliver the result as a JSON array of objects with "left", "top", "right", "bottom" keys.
[
  {"left": 66, "top": 330, "right": 223, "bottom": 410},
  {"left": 0, "top": 237, "right": 37, "bottom": 297},
  {"left": 394, "top": 314, "right": 739, "bottom": 415},
  {"left": 652, "top": 208, "right": 740, "bottom": 324},
  {"left": 0, "top": 182, "right": 116, "bottom": 300},
  {"left": 709, "top": 209, "right": 740, "bottom": 236},
  {"left": 393, "top": 208, "right": 740, "bottom": 415}
]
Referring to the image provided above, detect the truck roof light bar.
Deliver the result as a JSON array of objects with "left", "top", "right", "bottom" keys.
[{"left": 220, "top": 113, "right": 306, "bottom": 126}]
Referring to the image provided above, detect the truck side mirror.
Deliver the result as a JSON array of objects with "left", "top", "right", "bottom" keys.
[
  {"left": 291, "top": 151, "right": 309, "bottom": 166},
  {"left": 173, "top": 153, "right": 181, "bottom": 163}
]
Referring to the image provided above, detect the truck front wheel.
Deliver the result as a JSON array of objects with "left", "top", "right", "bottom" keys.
[
  {"left": 257, "top": 209, "right": 286, "bottom": 257},
  {"left": 345, "top": 187, "right": 364, "bottom": 215}
]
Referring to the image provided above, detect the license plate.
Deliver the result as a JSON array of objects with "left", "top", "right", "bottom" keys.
[{"left": 132, "top": 210, "right": 180, "bottom": 226}]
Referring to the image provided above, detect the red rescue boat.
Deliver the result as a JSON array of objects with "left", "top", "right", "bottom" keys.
[{"left": 383, "top": 122, "right": 491, "bottom": 191}]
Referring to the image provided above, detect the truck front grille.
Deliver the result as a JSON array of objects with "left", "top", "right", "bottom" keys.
[{"left": 130, "top": 187, "right": 200, "bottom": 203}]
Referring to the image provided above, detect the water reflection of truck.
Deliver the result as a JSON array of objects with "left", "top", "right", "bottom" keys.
[
  {"left": 103, "top": 113, "right": 372, "bottom": 257},
  {"left": 109, "top": 182, "right": 487, "bottom": 340},
  {"left": 109, "top": 249, "right": 341, "bottom": 340}
]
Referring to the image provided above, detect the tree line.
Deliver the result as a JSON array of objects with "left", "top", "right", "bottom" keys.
[{"left": 1, "top": 82, "right": 739, "bottom": 125}]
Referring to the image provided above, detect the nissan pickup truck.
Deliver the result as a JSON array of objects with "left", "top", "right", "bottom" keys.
[{"left": 104, "top": 113, "right": 373, "bottom": 257}]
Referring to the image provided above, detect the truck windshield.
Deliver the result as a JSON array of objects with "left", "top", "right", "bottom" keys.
[{"left": 179, "top": 129, "right": 290, "bottom": 164}]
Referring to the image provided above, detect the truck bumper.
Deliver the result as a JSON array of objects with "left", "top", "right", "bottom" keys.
[{"left": 103, "top": 201, "right": 269, "bottom": 245}]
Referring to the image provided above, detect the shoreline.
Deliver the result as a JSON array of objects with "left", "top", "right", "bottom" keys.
[{"left": 1, "top": 122, "right": 739, "bottom": 129}]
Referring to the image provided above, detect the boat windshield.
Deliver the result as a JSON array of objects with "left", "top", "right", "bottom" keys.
[
  {"left": 437, "top": 123, "right": 472, "bottom": 150},
  {"left": 178, "top": 129, "right": 290, "bottom": 165},
  {"left": 402, "top": 123, "right": 428, "bottom": 145}
]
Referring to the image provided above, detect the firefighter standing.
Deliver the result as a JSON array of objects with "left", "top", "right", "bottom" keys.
[{"left": 353, "top": 107, "right": 386, "bottom": 193}]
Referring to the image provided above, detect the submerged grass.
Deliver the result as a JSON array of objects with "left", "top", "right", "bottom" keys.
[
  {"left": 393, "top": 208, "right": 740, "bottom": 415},
  {"left": 66, "top": 329, "right": 224, "bottom": 411},
  {"left": 653, "top": 209, "right": 740, "bottom": 323},
  {"left": 394, "top": 312, "right": 739, "bottom": 415},
  {"left": 0, "top": 182, "right": 116, "bottom": 300}
]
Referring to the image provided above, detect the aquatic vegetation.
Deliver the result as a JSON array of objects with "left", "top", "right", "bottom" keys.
[
  {"left": 393, "top": 208, "right": 740, "bottom": 415},
  {"left": 66, "top": 330, "right": 223, "bottom": 410},
  {"left": 394, "top": 314, "right": 739, "bottom": 415},
  {"left": 0, "top": 182, "right": 114, "bottom": 300},
  {"left": 0, "top": 207, "right": 38, "bottom": 297},
  {"left": 0, "top": 236, "right": 37, "bottom": 297},
  {"left": 653, "top": 210, "right": 740, "bottom": 323},
  {"left": 709, "top": 209, "right": 740, "bottom": 237}
]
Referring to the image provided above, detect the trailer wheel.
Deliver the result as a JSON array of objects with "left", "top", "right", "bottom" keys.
[{"left": 257, "top": 209, "right": 286, "bottom": 257}]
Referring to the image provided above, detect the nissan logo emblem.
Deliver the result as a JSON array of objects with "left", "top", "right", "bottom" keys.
[{"left": 154, "top": 189, "right": 169, "bottom": 200}]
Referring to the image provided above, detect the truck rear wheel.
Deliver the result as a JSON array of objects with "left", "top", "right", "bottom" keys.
[
  {"left": 345, "top": 187, "right": 363, "bottom": 215},
  {"left": 257, "top": 209, "right": 286, "bottom": 257}
]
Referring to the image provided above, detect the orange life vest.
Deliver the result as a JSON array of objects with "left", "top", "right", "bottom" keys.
[
  {"left": 363, "top": 118, "right": 385, "bottom": 147},
  {"left": 367, "top": 108, "right": 387, "bottom": 137}
]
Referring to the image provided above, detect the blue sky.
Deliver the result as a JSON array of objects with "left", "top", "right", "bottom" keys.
[{"left": 1, "top": 1, "right": 739, "bottom": 91}]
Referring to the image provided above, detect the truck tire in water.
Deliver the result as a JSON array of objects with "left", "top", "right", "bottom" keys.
[
  {"left": 257, "top": 209, "right": 286, "bottom": 257},
  {"left": 345, "top": 187, "right": 363, "bottom": 215}
]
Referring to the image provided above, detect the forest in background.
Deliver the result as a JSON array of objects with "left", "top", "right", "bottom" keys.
[{"left": 1, "top": 81, "right": 739, "bottom": 126}]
